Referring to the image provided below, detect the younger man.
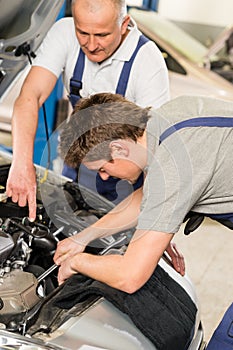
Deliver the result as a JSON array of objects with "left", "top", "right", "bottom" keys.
[{"left": 54, "top": 92, "right": 233, "bottom": 293}]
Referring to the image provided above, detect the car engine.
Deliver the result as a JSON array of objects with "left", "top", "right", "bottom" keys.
[{"left": 0, "top": 162, "right": 130, "bottom": 335}]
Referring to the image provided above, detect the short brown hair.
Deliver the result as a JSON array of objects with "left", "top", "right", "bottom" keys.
[{"left": 59, "top": 93, "right": 150, "bottom": 168}]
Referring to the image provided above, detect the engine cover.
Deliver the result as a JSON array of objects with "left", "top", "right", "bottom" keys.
[
  {"left": 0, "top": 231, "right": 14, "bottom": 265},
  {"left": 0, "top": 270, "right": 40, "bottom": 316}
]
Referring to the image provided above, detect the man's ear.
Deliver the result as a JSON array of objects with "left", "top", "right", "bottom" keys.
[
  {"left": 110, "top": 140, "right": 129, "bottom": 159},
  {"left": 121, "top": 15, "right": 131, "bottom": 34}
]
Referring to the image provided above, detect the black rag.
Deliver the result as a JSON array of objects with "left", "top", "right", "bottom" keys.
[{"left": 54, "top": 265, "right": 197, "bottom": 350}]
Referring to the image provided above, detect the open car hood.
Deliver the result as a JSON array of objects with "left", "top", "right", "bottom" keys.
[{"left": 0, "top": 0, "right": 65, "bottom": 99}]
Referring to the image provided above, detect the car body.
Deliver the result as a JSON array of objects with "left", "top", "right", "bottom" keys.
[
  {"left": 128, "top": 8, "right": 233, "bottom": 101},
  {"left": 0, "top": 149, "right": 206, "bottom": 350}
]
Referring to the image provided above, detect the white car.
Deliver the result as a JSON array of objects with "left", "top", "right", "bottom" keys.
[{"left": 129, "top": 8, "right": 233, "bottom": 101}]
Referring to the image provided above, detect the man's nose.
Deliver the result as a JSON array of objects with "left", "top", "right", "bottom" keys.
[
  {"left": 98, "top": 171, "right": 110, "bottom": 181},
  {"left": 86, "top": 35, "right": 98, "bottom": 51}
]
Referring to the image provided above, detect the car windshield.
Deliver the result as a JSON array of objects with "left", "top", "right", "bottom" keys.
[{"left": 129, "top": 8, "right": 214, "bottom": 64}]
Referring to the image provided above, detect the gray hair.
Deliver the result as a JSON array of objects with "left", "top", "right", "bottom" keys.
[{"left": 71, "top": 0, "right": 127, "bottom": 23}]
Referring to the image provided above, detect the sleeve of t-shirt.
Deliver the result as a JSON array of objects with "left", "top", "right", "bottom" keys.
[{"left": 137, "top": 125, "right": 218, "bottom": 234}]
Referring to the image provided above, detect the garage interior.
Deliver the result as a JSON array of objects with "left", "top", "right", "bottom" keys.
[{"left": 0, "top": 0, "right": 232, "bottom": 348}]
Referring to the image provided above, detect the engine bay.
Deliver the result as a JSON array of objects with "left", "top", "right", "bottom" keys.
[{"left": 0, "top": 161, "right": 130, "bottom": 335}]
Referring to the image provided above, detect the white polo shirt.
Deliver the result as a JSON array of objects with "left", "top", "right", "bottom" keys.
[{"left": 33, "top": 17, "right": 170, "bottom": 108}]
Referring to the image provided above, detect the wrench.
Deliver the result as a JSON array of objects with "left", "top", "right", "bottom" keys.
[{"left": 37, "top": 263, "right": 58, "bottom": 283}]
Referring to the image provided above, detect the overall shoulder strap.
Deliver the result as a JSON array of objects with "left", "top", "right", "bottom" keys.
[
  {"left": 69, "top": 48, "right": 85, "bottom": 108},
  {"left": 159, "top": 116, "right": 233, "bottom": 145},
  {"left": 69, "top": 34, "right": 149, "bottom": 107},
  {"left": 116, "top": 34, "right": 149, "bottom": 96}
]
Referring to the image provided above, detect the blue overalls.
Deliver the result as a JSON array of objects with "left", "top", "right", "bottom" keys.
[
  {"left": 159, "top": 116, "right": 233, "bottom": 231},
  {"left": 63, "top": 35, "right": 149, "bottom": 202},
  {"left": 206, "top": 302, "right": 233, "bottom": 350}
]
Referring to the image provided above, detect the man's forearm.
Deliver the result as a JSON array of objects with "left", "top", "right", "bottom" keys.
[
  {"left": 53, "top": 187, "right": 143, "bottom": 267},
  {"left": 11, "top": 95, "right": 39, "bottom": 163},
  {"left": 11, "top": 66, "right": 57, "bottom": 163},
  {"left": 58, "top": 228, "right": 174, "bottom": 293},
  {"left": 74, "top": 187, "right": 143, "bottom": 245}
]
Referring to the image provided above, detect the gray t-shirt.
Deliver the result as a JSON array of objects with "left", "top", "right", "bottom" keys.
[{"left": 137, "top": 95, "right": 233, "bottom": 233}]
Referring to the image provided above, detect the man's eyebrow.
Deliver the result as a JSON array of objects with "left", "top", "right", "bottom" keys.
[
  {"left": 75, "top": 27, "right": 88, "bottom": 34},
  {"left": 75, "top": 26, "right": 110, "bottom": 36}
]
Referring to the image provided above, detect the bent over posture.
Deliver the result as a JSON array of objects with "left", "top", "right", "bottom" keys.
[{"left": 54, "top": 92, "right": 233, "bottom": 292}]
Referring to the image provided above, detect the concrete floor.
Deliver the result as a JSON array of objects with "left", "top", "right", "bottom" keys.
[
  {"left": 174, "top": 218, "right": 233, "bottom": 343},
  {"left": 0, "top": 130, "right": 232, "bottom": 345}
]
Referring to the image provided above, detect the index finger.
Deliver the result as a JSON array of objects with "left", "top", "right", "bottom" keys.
[{"left": 27, "top": 188, "right": 37, "bottom": 222}]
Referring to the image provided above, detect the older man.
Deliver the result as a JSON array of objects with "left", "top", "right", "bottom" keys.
[{"left": 6, "top": 0, "right": 169, "bottom": 220}]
